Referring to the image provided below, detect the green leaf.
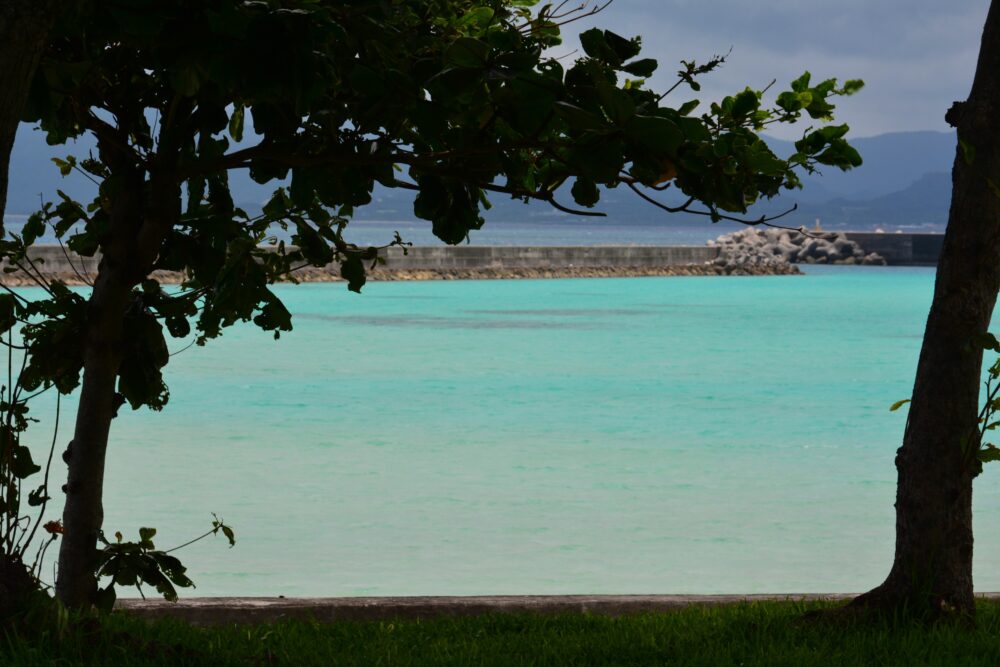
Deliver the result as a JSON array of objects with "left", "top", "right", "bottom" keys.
[
  {"left": 571, "top": 178, "right": 600, "bottom": 207},
  {"left": 118, "top": 309, "right": 170, "bottom": 410},
  {"left": 889, "top": 399, "right": 910, "bottom": 412},
  {"left": 212, "top": 513, "right": 236, "bottom": 547},
  {"left": 151, "top": 552, "right": 194, "bottom": 588},
  {"left": 228, "top": 105, "right": 245, "bottom": 142},
  {"left": 12, "top": 445, "right": 41, "bottom": 479},
  {"left": 340, "top": 255, "right": 367, "bottom": 293},
  {"left": 94, "top": 584, "right": 117, "bottom": 615},
  {"left": 456, "top": 6, "right": 493, "bottom": 28},
  {"left": 625, "top": 115, "right": 683, "bottom": 154},
  {"left": 841, "top": 79, "right": 864, "bottom": 95},
  {"left": 252, "top": 292, "right": 293, "bottom": 335},
  {"left": 114, "top": 562, "right": 138, "bottom": 586},
  {"left": 791, "top": 71, "right": 812, "bottom": 92},
  {"left": 819, "top": 124, "right": 851, "bottom": 141},
  {"left": 622, "top": 58, "right": 657, "bottom": 77},
  {"left": 552, "top": 102, "right": 605, "bottom": 130},
  {"left": 141, "top": 566, "right": 179, "bottom": 602},
  {"left": 22, "top": 213, "right": 46, "bottom": 246},
  {"left": 51, "top": 155, "right": 76, "bottom": 176},
  {"left": 579, "top": 28, "right": 619, "bottom": 65},
  {"left": 595, "top": 79, "right": 635, "bottom": 123},
  {"left": 27, "top": 485, "right": 50, "bottom": 507},
  {"left": 978, "top": 444, "right": 1000, "bottom": 463},
  {"left": 445, "top": 37, "right": 490, "bottom": 68},
  {"left": 603, "top": 31, "right": 642, "bottom": 62},
  {"left": 678, "top": 100, "right": 699, "bottom": 116},
  {"left": 165, "top": 316, "right": 191, "bottom": 339},
  {"left": 729, "top": 88, "right": 759, "bottom": 118},
  {"left": 776, "top": 91, "right": 803, "bottom": 113},
  {"left": 977, "top": 332, "right": 1000, "bottom": 352},
  {"left": 815, "top": 142, "right": 862, "bottom": 169},
  {"left": 0, "top": 294, "right": 17, "bottom": 334}
]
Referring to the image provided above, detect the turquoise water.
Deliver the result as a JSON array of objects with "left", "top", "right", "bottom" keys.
[{"left": 22, "top": 267, "right": 1000, "bottom": 595}]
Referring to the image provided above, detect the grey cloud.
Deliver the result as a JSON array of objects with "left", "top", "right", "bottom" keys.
[{"left": 558, "top": 1, "right": 990, "bottom": 136}]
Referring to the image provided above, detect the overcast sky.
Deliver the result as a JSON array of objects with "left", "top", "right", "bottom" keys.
[{"left": 560, "top": 0, "right": 989, "bottom": 138}]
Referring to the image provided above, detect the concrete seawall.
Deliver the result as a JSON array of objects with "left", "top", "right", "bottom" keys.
[
  {"left": 842, "top": 233, "right": 943, "bottom": 266},
  {"left": 376, "top": 245, "right": 718, "bottom": 270},
  {"left": 4, "top": 234, "right": 941, "bottom": 282}
]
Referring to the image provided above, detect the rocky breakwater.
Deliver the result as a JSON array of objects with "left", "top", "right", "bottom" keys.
[{"left": 708, "top": 228, "right": 886, "bottom": 270}]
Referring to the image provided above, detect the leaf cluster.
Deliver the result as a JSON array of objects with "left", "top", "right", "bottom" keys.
[
  {"left": 94, "top": 526, "right": 192, "bottom": 613},
  {"left": 0, "top": 338, "right": 62, "bottom": 593},
  {"left": 895, "top": 332, "right": 1000, "bottom": 470},
  {"left": 94, "top": 516, "right": 235, "bottom": 612},
  {"left": 975, "top": 333, "right": 1000, "bottom": 466}
]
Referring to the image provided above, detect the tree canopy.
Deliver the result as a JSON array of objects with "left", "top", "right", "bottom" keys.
[{"left": 2, "top": 0, "right": 862, "bottom": 607}]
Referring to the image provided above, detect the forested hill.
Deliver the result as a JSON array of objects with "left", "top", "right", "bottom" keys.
[{"left": 6, "top": 125, "right": 955, "bottom": 232}]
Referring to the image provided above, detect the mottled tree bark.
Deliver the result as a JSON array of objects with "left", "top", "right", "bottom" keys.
[
  {"left": 55, "top": 169, "right": 143, "bottom": 607},
  {"left": 853, "top": 1, "right": 1000, "bottom": 618},
  {"left": 0, "top": 0, "right": 55, "bottom": 227}
]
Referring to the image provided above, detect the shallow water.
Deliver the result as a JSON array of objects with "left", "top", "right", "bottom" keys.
[{"left": 21, "top": 266, "right": 1000, "bottom": 596}]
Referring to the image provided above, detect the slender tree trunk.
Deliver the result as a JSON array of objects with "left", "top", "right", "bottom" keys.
[
  {"left": 0, "top": 0, "right": 55, "bottom": 226},
  {"left": 853, "top": 1, "right": 1000, "bottom": 618},
  {"left": 55, "top": 169, "right": 145, "bottom": 607},
  {"left": 54, "top": 273, "right": 132, "bottom": 606}
]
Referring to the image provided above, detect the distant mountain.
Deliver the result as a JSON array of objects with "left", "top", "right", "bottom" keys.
[
  {"left": 794, "top": 172, "right": 951, "bottom": 231},
  {"left": 765, "top": 130, "right": 957, "bottom": 202},
  {"left": 4, "top": 124, "right": 956, "bottom": 233}
]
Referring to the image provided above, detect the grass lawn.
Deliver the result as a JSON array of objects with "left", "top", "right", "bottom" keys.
[{"left": 5, "top": 599, "right": 1000, "bottom": 666}]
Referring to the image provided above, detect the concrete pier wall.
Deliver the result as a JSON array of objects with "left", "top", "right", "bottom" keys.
[
  {"left": 843, "top": 232, "right": 943, "bottom": 266},
  {"left": 17, "top": 247, "right": 100, "bottom": 275},
  {"left": 8, "top": 234, "right": 942, "bottom": 279},
  {"left": 377, "top": 245, "right": 718, "bottom": 270}
]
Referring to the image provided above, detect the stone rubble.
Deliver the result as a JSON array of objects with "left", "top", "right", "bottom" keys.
[{"left": 708, "top": 228, "right": 886, "bottom": 274}]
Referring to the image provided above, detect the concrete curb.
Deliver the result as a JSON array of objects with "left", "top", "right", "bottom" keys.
[
  {"left": 114, "top": 594, "right": 858, "bottom": 626},
  {"left": 115, "top": 593, "right": 1000, "bottom": 626}
]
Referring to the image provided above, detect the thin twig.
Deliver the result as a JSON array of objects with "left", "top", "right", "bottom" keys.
[
  {"left": 13, "top": 258, "right": 56, "bottom": 297},
  {"left": 163, "top": 526, "right": 220, "bottom": 554},
  {"left": 57, "top": 237, "right": 93, "bottom": 286},
  {"left": 20, "top": 394, "right": 59, "bottom": 558}
]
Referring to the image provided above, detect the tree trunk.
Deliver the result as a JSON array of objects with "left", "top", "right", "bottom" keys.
[
  {"left": 54, "top": 275, "right": 132, "bottom": 606},
  {"left": 54, "top": 167, "right": 147, "bottom": 607},
  {"left": 853, "top": 1, "right": 1000, "bottom": 618},
  {"left": 0, "top": 0, "right": 55, "bottom": 226}
]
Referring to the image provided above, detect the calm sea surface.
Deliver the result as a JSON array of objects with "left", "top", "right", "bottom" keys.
[{"left": 22, "top": 266, "right": 1000, "bottom": 596}]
